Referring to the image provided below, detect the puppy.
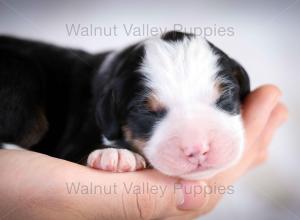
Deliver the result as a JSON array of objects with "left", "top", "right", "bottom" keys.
[{"left": 0, "top": 31, "right": 250, "bottom": 179}]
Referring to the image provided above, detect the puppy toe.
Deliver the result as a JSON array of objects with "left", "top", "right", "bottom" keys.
[
  {"left": 134, "top": 153, "right": 147, "bottom": 170},
  {"left": 87, "top": 148, "right": 146, "bottom": 172},
  {"left": 87, "top": 148, "right": 119, "bottom": 171}
]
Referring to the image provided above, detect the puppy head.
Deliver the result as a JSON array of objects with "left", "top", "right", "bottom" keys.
[{"left": 95, "top": 31, "right": 250, "bottom": 179}]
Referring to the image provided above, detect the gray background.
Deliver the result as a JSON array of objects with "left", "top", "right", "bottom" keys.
[{"left": 0, "top": 0, "right": 299, "bottom": 219}]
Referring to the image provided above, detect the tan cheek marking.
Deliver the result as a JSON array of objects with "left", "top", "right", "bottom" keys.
[
  {"left": 132, "top": 139, "right": 146, "bottom": 152},
  {"left": 122, "top": 126, "right": 146, "bottom": 153},
  {"left": 18, "top": 107, "right": 48, "bottom": 148},
  {"left": 146, "top": 93, "right": 165, "bottom": 112},
  {"left": 123, "top": 126, "right": 133, "bottom": 141}
]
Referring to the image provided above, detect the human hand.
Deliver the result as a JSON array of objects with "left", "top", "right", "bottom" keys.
[{"left": 0, "top": 85, "right": 287, "bottom": 220}]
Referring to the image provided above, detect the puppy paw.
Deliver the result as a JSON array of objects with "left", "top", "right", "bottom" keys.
[{"left": 87, "top": 148, "right": 146, "bottom": 172}]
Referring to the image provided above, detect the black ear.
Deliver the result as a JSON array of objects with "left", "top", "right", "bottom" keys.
[
  {"left": 94, "top": 43, "right": 145, "bottom": 141},
  {"left": 230, "top": 59, "right": 250, "bottom": 101},
  {"left": 161, "top": 31, "right": 194, "bottom": 42},
  {"left": 96, "top": 87, "right": 122, "bottom": 140}
]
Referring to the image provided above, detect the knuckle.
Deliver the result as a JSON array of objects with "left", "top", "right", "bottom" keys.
[
  {"left": 123, "top": 189, "right": 156, "bottom": 220},
  {"left": 256, "top": 151, "right": 268, "bottom": 164},
  {"left": 137, "top": 193, "right": 156, "bottom": 219}
]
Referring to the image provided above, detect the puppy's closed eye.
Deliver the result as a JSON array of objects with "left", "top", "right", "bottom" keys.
[{"left": 148, "top": 108, "right": 167, "bottom": 118}]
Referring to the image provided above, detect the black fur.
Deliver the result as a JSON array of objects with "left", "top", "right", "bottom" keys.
[
  {"left": 162, "top": 30, "right": 194, "bottom": 42},
  {"left": 0, "top": 36, "right": 108, "bottom": 162},
  {"left": 94, "top": 44, "right": 146, "bottom": 140}
]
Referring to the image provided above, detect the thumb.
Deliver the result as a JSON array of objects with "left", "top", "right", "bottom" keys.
[{"left": 112, "top": 169, "right": 208, "bottom": 219}]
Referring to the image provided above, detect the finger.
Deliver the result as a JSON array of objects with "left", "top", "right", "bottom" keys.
[
  {"left": 242, "top": 85, "right": 281, "bottom": 147},
  {"left": 248, "top": 103, "right": 288, "bottom": 169},
  {"left": 256, "top": 102, "right": 288, "bottom": 151},
  {"left": 102, "top": 170, "right": 209, "bottom": 219},
  {"left": 176, "top": 180, "right": 209, "bottom": 210},
  {"left": 254, "top": 149, "right": 269, "bottom": 165}
]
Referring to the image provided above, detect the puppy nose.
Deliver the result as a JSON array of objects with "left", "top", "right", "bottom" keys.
[{"left": 182, "top": 144, "right": 209, "bottom": 164}]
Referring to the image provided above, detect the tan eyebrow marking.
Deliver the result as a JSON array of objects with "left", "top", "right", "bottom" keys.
[
  {"left": 146, "top": 93, "right": 165, "bottom": 112},
  {"left": 214, "top": 79, "right": 229, "bottom": 100}
]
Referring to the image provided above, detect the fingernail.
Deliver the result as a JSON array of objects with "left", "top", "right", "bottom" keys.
[
  {"left": 175, "top": 184, "right": 185, "bottom": 206},
  {"left": 272, "top": 90, "right": 282, "bottom": 105},
  {"left": 176, "top": 181, "right": 208, "bottom": 210},
  {"left": 277, "top": 112, "right": 289, "bottom": 127}
]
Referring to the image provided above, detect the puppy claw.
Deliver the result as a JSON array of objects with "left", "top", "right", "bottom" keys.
[{"left": 87, "top": 148, "right": 146, "bottom": 172}]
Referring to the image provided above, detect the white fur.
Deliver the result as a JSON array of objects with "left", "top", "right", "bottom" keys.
[
  {"left": 1, "top": 143, "right": 24, "bottom": 150},
  {"left": 141, "top": 36, "right": 244, "bottom": 179},
  {"left": 141, "top": 37, "right": 220, "bottom": 108},
  {"left": 102, "top": 135, "right": 116, "bottom": 146}
]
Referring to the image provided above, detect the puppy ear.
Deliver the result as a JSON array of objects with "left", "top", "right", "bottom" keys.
[
  {"left": 230, "top": 59, "right": 250, "bottom": 101},
  {"left": 161, "top": 31, "right": 194, "bottom": 42},
  {"left": 96, "top": 88, "right": 122, "bottom": 140}
]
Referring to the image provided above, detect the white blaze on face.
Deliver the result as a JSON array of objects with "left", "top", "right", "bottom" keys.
[{"left": 140, "top": 36, "right": 244, "bottom": 179}]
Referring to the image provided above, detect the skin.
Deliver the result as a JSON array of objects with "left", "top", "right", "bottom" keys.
[{"left": 0, "top": 85, "right": 288, "bottom": 220}]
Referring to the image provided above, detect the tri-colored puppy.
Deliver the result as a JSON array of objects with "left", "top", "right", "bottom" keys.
[{"left": 0, "top": 31, "right": 250, "bottom": 179}]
